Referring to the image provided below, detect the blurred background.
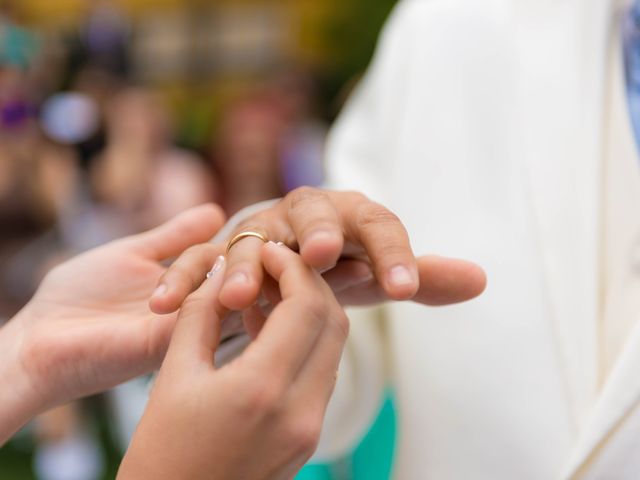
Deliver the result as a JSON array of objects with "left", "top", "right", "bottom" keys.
[{"left": 0, "top": 0, "right": 395, "bottom": 478}]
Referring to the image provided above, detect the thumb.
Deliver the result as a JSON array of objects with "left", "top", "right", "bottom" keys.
[
  {"left": 129, "top": 204, "right": 226, "bottom": 261},
  {"left": 413, "top": 255, "right": 487, "bottom": 306},
  {"left": 165, "top": 256, "right": 228, "bottom": 368}
]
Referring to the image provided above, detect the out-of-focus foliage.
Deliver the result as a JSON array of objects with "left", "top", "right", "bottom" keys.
[{"left": 322, "top": 0, "right": 397, "bottom": 100}]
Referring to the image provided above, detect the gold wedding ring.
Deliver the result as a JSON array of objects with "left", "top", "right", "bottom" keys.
[{"left": 226, "top": 230, "right": 269, "bottom": 254}]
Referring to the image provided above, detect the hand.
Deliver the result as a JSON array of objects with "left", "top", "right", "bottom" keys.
[
  {"left": 2, "top": 204, "right": 225, "bottom": 436},
  {"left": 149, "top": 188, "right": 486, "bottom": 315},
  {"left": 119, "top": 242, "right": 348, "bottom": 480}
]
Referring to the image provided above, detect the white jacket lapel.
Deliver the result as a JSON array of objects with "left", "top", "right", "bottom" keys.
[
  {"left": 516, "top": 1, "right": 640, "bottom": 476},
  {"left": 563, "top": 3, "right": 640, "bottom": 475},
  {"left": 515, "top": 0, "right": 608, "bottom": 436},
  {"left": 563, "top": 322, "right": 640, "bottom": 478}
]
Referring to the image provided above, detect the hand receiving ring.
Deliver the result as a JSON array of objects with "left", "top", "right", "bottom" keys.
[{"left": 226, "top": 230, "right": 269, "bottom": 255}]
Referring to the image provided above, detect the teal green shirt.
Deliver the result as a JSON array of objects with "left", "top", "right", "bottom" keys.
[{"left": 296, "top": 390, "right": 396, "bottom": 480}]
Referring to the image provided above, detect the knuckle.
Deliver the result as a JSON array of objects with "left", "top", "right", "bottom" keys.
[
  {"left": 237, "top": 375, "right": 286, "bottom": 417},
  {"left": 182, "top": 290, "right": 204, "bottom": 306},
  {"left": 375, "top": 241, "right": 410, "bottom": 260},
  {"left": 333, "top": 310, "right": 350, "bottom": 341},
  {"left": 233, "top": 214, "right": 274, "bottom": 240},
  {"left": 169, "top": 264, "right": 202, "bottom": 291},
  {"left": 302, "top": 297, "right": 329, "bottom": 327},
  {"left": 285, "top": 415, "right": 323, "bottom": 458},
  {"left": 345, "top": 190, "right": 369, "bottom": 203},
  {"left": 354, "top": 203, "right": 401, "bottom": 231},
  {"left": 235, "top": 216, "right": 266, "bottom": 233},
  {"left": 179, "top": 294, "right": 205, "bottom": 314},
  {"left": 287, "top": 186, "right": 325, "bottom": 211}
]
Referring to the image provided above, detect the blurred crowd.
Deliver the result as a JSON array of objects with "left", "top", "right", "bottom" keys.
[
  {"left": 0, "top": 0, "right": 328, "bottom": 321},
  {"left": 0, "top": 1, "right": 334, "bottom": 478}
]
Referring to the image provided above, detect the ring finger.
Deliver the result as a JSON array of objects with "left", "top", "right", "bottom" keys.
[{"left": 219, "top": 232, "right": 269, "bottom": 310}]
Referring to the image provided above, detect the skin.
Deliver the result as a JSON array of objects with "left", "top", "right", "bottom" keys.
[
  {"left": 0, "top": 189, "right": 486, "bottom": 476},
  {"left": 119, "top": 243, "right": 349, "bottom": 480},
  {"left": 0, "top": 204, "right": 226, "bottom": 444},
  {"left": 151, "top": 188, "right": 487, "bottom": 316}
]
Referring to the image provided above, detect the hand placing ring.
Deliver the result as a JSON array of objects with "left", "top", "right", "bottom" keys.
[
  {"left": 226, "top": 230, "right": 269, "bottom": 255},
  {"left": 150, "top": 188, "right": 487, "bottom": 315}
]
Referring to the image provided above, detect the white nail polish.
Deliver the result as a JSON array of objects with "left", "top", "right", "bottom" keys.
[{"left": 207, "top": 256, "right": 225, "bottom": 279}]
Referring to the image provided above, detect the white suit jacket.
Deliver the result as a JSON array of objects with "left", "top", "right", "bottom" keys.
[{"left": 318, "top": 0, "right": 640, "bottom": 478}]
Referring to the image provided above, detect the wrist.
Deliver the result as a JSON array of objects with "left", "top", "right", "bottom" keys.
[{"left": 0, "top": 306, "right": 48, "bottom": 445}]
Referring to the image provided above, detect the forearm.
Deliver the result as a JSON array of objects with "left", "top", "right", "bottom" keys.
[{"left": 0, "top": 309, "right": 44, "bottom": 445}]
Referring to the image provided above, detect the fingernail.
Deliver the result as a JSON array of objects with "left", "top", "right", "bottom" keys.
[
  {"left": 206, "top": 256, "right": 225, "bottom": 279},
  {"left": 388, "top": 265, "right": 415, "bottom": 287},
  {"left": 152, "top": 284, "right": 167, "bottom": 298},
  {"left": 307, "top": 230, "right": 337, "bottom": 244},
  {"left": 226, "top": 270, "right": 249, "bottom": 287}
]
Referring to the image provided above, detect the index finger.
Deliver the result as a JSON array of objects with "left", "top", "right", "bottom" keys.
[
  {"left": 343, "top": 196, "right": 419, "bottom": 300},
  {"left": 241, "top": 242, "right": 333, "bottom": 382},
  {"left": 165, "top": 256, "right": 228, "bottom": 369}
]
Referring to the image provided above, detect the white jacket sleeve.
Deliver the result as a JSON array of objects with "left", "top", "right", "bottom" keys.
[
  {"left": 313, "top": 0, "right": 425, "bottom": 462},
  {"left": 323, "top": 0, "right": 427, "bottom": 203}
]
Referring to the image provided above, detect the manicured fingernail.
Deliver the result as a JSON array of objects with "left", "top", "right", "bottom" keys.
[
  {"left": 152, "top": 284, "right": 167, "bottom": 298},
  {"left": 207, "top": 256, "right": 225, "bottom": 279},
  {"left": 388, "top": 265, "right": 415, "bottom": 287},
  {"left": 226, "top": 271, "right": 249, "bottom": 287}
]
